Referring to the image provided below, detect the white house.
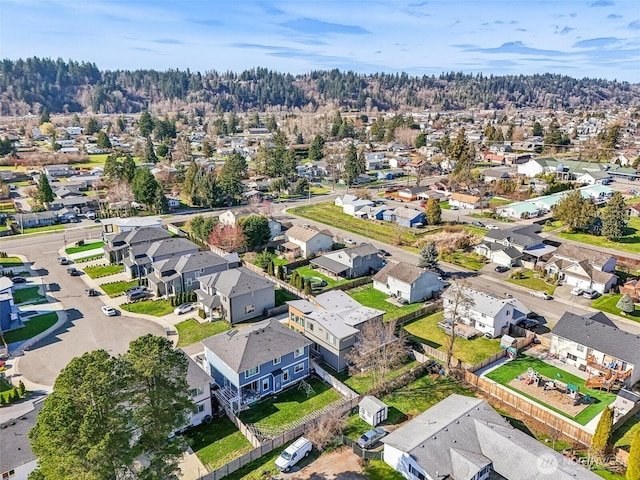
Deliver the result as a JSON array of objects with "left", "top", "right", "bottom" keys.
[
  {"left": 182, "top": 350, "right": 215, "bottom": 429},
  {"left": 543, "top": 244, "right": 617, "bottom": 294},
  {"left": 442, "top": 284, "right": 529, "bottom": 338},
  {"left": 372, "top": 262, "right": 444, "bottom": 304},
  {"left": 517, "top": 157, "right": 560, "bottom": 177},
  {"left": 448, "top": 192, "right": 486, "bottom": 210},
  {"left": 283, "top": 225, "right": 334, "bottom": 258}
]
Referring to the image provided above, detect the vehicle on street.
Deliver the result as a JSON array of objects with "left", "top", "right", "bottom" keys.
[
  {"left": 11, "top": 276, "right": 26, "bottom": 284},
  {"left": 379, "top": 249, "right": 391, "bottom": 257},
  {"left": 530, "top": 290, "right": 552, "bottom": 300},
  {"left": 85, "top": 288, "right": 99, "bottom": 297},
  {"left": 487, "top": 224, "right": 499, "bottom": 230},
  {"left": 582, "top": 289, "right": 600, "bottom": 299},
  {"left": 494, "top": 265, "right": 510, "bottom": 273},
  {"left": 450, "top": 205, "right": 459, "bottom": 210},
  {"left": 344, "top": 238, "right": 357, "bottom": 245},
  {"left": 101, "top": 306, "right": 117, "bottom": 316},
  {"left": 174, "top": 303, "right": 196, "bottom": 315},
  {"left": 571, "top": 287, "right": 584, "bottom": 296},
  {"left": 357, "top": 427, "right": 388, "bottom": 449},
  {"left": 67, "top": 267, "right": 81, "bottom": 276},
  {"left": 472, "top": 221, "right": 485, "bottom": 228},
  {"left": 275, "top": 436, "right": 312, "bottom": 472},
  {"left": 57, "top": 257, "right": 71, "bottom": 265}
]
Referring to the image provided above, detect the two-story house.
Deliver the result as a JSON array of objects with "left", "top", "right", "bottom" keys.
[
  {"left": 201, "top": 318, "right": 311, "bottom": 413},
  {"left": 287, "top": 290, "right": 385, "bottom": 371},
  {"left": 442, "top": 284, "right": 529, "bottom": 338},
  {"left": 100, "top": 216, "right": 163, "bottom": 236},
  {"left": 372, "top": 262, "right": 445, "bottom": 304},
  {"left": 103, "top": 226, "right": 172, "bottom": 264},
  {"left": 543, "top": 244, "right": 618, "bottom": 294},
  {"left": 310, "top": 244, "right": 384, "bottom": 280},
  {"left": 475, "top": 224, "right": 555, "bottom": 267},
  {"left": 0, "top": 276, "right": 20, "bottom": 334},
  {"left": 196, "top": 267, "right": 275, "bottom": 324},
  {"left": 181, "top": 349, "right": 215, "bottom": 429},
  {"left": 147, "top": 251, "right": 231, "bottom": 297},
  {"left": 218, "top": 209, "right": 281, "bottom": 240},
  {"left": 283, "top": 225, "right": 334, "bottom": 259},
  {"left": 123, "top": 237, "right": 200, "bottom": 278}
]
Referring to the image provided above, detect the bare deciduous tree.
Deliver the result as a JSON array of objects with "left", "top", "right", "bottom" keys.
[
  {"left": 304, "top": 411, "right": 348, "bottom": 452},
  {"left": 354, "top": 187, "right": 372, "bottom": 200},
  {"left": 442, "top": 281, "right": 474, "bottom": 375},
  {"left": 208, "top": 223, "right": 246, "bottom": 252}
]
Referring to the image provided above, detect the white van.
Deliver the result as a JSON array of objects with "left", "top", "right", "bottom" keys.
[{"left": 275, "top": 436, "right": 312, "bottom": 472}]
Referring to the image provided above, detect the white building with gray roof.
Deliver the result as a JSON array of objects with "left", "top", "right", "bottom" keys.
[{"left": 372, "top": 261, "right": 445, "bottom": 304}]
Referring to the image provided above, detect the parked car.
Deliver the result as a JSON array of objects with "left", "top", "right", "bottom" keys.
[
  {"left": 582, "top": 289, "right": 600, "bottom": 299},
  {"left": 357, "top": 427, "right": 388, "bottom": 449},
  {"left": 11, "top": 276, "right": 26, "bottom": 284},
  {"left": 344, "top": 238, "right": 357, "bottom": 245},
  {"left": 57, "top": 257, "right": 71, "bottom": 265},
  {"left": 101, "top": 306, "right": 117, "bottom": 317},
  {"left": 174, "top": 302, "right": 196, "bottom": 315},
  {"left": 530, "top": 290, "right": 552, "bottom": 300},
  {"left": 67, "top": 267, "right": 81, "bottom": 276},
  {"left": 450, "top": 205, "right": 459, "bottom": 210},
  {"left": 379, "top": 249, "right": 391, "bottom": 257},
  {"left": 570, "top": 287, "right": 584, "bottom": 296},
  {"left": 125, "top": 286, "right": 147, "bottom": 296},
  {"left": 495, "top": 265, "right": 510, "bottom": 273},
  {"left": 85, "top": 288, "right": 99, "bottom": 297},
  {"left": 517, "top": 318, "right": 540, "bottom": 330},
  {"left": 487, "top": 224, "right": 499, "bottom": 230},
  {"left": 275, "top": 436, "right": 312, "bottom": 472},
  {"left": 472, "top": 221, "right": 485, "bottom": 228},
  {"left": 127, "top": 290, "right": 149, "bottom": 302}
]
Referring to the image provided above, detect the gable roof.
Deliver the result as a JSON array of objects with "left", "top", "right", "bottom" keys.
[
  {"left": 450, "top": 192, "right": 481, "bottom": 203},
  {"left": 198, "top": 267, "right": 274, "bottom": 297},
  {"left": 286, "top": 225, "right": 333, "bottom": 243},
  {"left": 372, "top": 261, "right": 439, "bottom": 286},
  {"left": 442, "top": 284, "right": 529, "bottom": 318},
  {"left": 548, "top": 243, "right": 615, "bottom": 269},
  {"left": 201, "top": 318, "right": 311, "bottom": 372},
  {"left": 484, "top": 224, "right": 544, "bottom": 247},
  {"left": 123, "top": 226, "right": 171, "bottom": 245},
  {"left": 180, "top": 349, "right": 214, "bottom": 389},
  {"left": 146, "top": 237, "right": 199, "bottom": 259},
  {"left": 552, "top": 311, "right": 640, "bottom": 366}
]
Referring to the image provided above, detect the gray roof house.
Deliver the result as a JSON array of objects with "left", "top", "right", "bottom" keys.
[
  {"left": 0, "top": 400, "right": 42, "bottom": 480},
  {"left": 382, "top": 394, "right": 601, "bottom": 480},
  {"left": 14, "top": 211, "right": 57, "bottom": 228},
  {"left": 287, "top": 290, "right": 385, "bottom": 371},
  {"left": 181, "top": 350, "right": 215, "bottom": 429},
  {"left": 475, "top": 224, "right": 556, "bottom": 266},
  {"left": 147, "top": 251, "right": 231, "bottom": 297},
  {"left": 543, "top": 244, "right": 618, "bottom": 294},
  {"left": 551, "top": 311, "right": 640, "bottom": 387},
  {"left": 103, "top": 226, "right": 172, "bottom": 263},
  {"left": 310, "top": 243, "right": 384, "bottom": 280},
  {"left": 196, "top": 267, "right": 275, "bottom": 324},
  {"left": 372, "top": 262, "right": 445, "bottom": 304},
  {"left": 123, "top": 237, "right": 200, "bottom": 278}
]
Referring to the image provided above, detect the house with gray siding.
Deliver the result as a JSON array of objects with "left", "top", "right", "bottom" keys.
[
  {"left": 543, "top": 244, "right": 617, "bottom": 294},
  {"left": 201, "top": 318, "right": 311, "bottom": 413},
  {"left": 372, "top": 262, "right": 445, "bottom": 304},
  {"left": 14, "top": 211, "right": 57, "bottom": 228},
  {"left": 181, "top": 350, "right": 215, "bottom": 429},
  {"left": 287, "top": 290, "right": 384, "bottom": 371},
  {"left": 475, "top": 224, "right": 555, "bottom": 267},
  {"left": 310, "top": 243, "right": 384, "bottom": 280},
  {"left": 283, "top": 225, "right": 334, "bottom": 258},
  {"left": 196, "top": 267, "right": 275, "bottom": 324},
  {"left": 123, "top": 237, "right": 200, "bottom": 278},
  {"left": 103, "top": 226, "right": 172, "bottom": 264}
]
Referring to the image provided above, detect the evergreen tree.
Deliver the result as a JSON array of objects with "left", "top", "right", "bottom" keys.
[
  {"left": 183, "top": 159, "right": 199, "bottom": 204},
  {"left": 144, "top": 136, "right": 158, "bottom": 164},
  {"left": 342, "top": 143, "right": 359, "bottom": 186},
  {"left": 415, "top": 132, "right": 427, "bottom": 148},
  {"left": 153, "top": 188, "right": 169, "bottom": 214},
  {"left": 36, "top": 172, "right": 54, "bottom": 204},
  {"left": 532, "top": 121, "right": 543, "bottom": 137},
  {"left": 121, "top": 155, "right": 136, "bottom": 183},
  {"left": 267, "top": 261, "right": 275, "bottom": 276},
  {"left": 601, "top": 192, "right": 628, "bottom": 240},
  {"left": 0, "top": 394, "right": 5, "bottom": 406},
  {"left": 309, "top": 134, "right": 325, "bottom": 162},
  {"left": 296, "top": 132, "right": 304, "bottom": 144},
  {"left": 304, "top": 278, "right": 312, "bottom": 294},
  {"left": 553, "top": 190, "right": 597, "bottom": 232},
  {"left": 84, "top": 117, "right": 99, "bottom": 135},
  {"left": 138, "top": 110, "right": 155, "bottom": 137},
  {"left": 425, "top": 198, "right": 442, "bottom": 225},
  {"left": 96, "top": 131, "right": 112, "bottom": 149},
  {"left": 239, "top": 215, "right": 271, "bottom": 251},
  {"left": 131, "top": 167, "right": 159, "bottom": 209},
  {"left": 418, "top": 242, "right": 439, "bottom": 270},
  {"left": 18, "top": 380, "right": 26, "bottom": 397},
  {"left": 627, "top": 431, "right": 640, "bottom": 480},
  {"left": 617, "top": 294, "right": 635, "bottom": 315},
  {"left": 589, "top": 406, "right": 613, "bottom": 464},
  {"left": 39, "top": 108, "right": 50, "bottom": 124}
]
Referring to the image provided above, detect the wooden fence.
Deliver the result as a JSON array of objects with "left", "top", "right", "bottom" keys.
[
  {"left": 311, "top": 360, "right": 359, "bottom": 400},
  {"left": 396, "top": 301, "right": 442, "bottom": 326}
]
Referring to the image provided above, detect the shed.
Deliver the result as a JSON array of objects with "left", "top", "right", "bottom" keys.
[
  {"left": 500, "top": 334, "right": 517, "bottom": 350},
  {"left": 358, "top": 395, "right": 388, "bottom": 427}
]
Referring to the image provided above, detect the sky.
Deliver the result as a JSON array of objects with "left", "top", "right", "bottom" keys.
[{"left": 1, "top": 0, "right": 639, "bottom": 82}]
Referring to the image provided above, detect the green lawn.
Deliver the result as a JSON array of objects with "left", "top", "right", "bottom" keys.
[
  {"left": 84, "top": 264, "right": 124, "bottom": 279},
  {"left": 557, "top": 217, "right": 640, "bottom": 255},
  {"left": 3, "top": 312, "right": 58, "bottom": 344},
  {"left": 100, "top": 280, "right": 140, "bottom": 297},
  {"left": 594, "top": 470, "right": 626, "bottom": 480},
  {"left": 327, "top": 358, "right": 420, "bottom": 395},
  {"left": 403, "top": 311, "right": 502, "bottom": 365},
  {"left": 21, "top": 225, "right": 65, "bottom": 234},
  {"left": 238, "top": 378, "right": 341, "bottom": 428},
  {"left": 439, "top": 201, "right": 451, "bottom": 210},
  {"left": 346, "top": 284, "right": 424, "bottom": 321},
  {"left": 175, "top": 318, "right": 231, "bottom": 347},
  {"left": 0, "top": 256, "right": 24, "bottom": 266},
  {"left": 294, "top": 265, "right": 352, "bottom": 289},
  {"left": 440, "top": 251, "right": 487, "bottom": 271},
  {"left": 488, "top": 197, "right": 511, "bottom": 207},
  {"left": 12, "top": 286, "right": 45, "bottom": 305},
  {"left": 121, "top": 299, "right": 174, "bottom": 317},
  {"left": 542, "top": 220, "right": 563, "bottom": 232},
  {"left": 592, "top": 294, "right": 640, "bottom": 319},
  {"left": 506, "top": 269, "right": 557, "bottom": 295},
  {"left": 275, "top": 287, "right": 299, "bottom": 306},
  {"left": 65, "top": 241, "right": 104, "bottom": 255},
  {"left": 184, "top": 417, "right": 253, "bottom": 471},
  {"left": 363, "top": 460, "right": 406, "bottom": 480},
  {"left": 612, "top": 414, "right": 640, "bottom": 448},
  {"left": 485, "top": 355, "right": 617, "bottom": 425}
]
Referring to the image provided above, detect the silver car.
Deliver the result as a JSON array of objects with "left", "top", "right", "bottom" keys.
[{"left": 357, "top": 427, "right": 387, "bottom": 449}]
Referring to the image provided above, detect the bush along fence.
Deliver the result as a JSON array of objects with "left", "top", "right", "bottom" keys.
[{"left": 169, "top": 291, "right": 197, "bottom": 307}]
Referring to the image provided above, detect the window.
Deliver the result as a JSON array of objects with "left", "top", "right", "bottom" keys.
[
  {"left": 245, "top": 305, "right": 255, "bottom": 314},
  {"left": 190, "top": 387, "right": 203, "bottom": 397},
  {"left": 576, "top": 345, "right": 584, "bottom": 352},
  {"left": 290, "top": 313, "right": 305, "bottom": 327},
  {"left": 193, "top": 403, "right": 205, "bottom": 414},
  {"left": 307, "top": 322, "right": 314, "bottom": 331},
  {"left": 294, "top": 363, "right": 304, "bottom": 374},
  {"left": 326, "top": 332, "right": 336, "bottom": 346},
  {"left": 245, "top": 366, "right": 259, "bottom": 378},
  {"left": 282, "top": 369, "right": 290, "bottom": 382},
  {"left": 273, "top": 356, "right": 281, "bottom": 365},
  {"left": 262, "top": 378, "right": 269, "bottom": 391},
  {"left": 567, "top": 353, "right": 578, "bottom": 361},
  {"left": 408, "top": 465, "right": 426, "bottom": 480},
  {"left": 186, "top": 278, "right": 193, "bottom": 287},
  {"left": 294, "top": 347, "right": 305, "bottom": 358}
]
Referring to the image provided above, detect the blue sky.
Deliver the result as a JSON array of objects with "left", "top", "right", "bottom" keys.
[{"left": 1, "top": 0, "right": 639, "bottom": 82}]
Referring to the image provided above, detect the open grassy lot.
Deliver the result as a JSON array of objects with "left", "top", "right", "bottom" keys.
[
  {"left": 488, "top": 197, "right": 511, "bottom": 207},
  {"left": 403, "top": 311, "right": 502, "bottom": 365},
  {"left": 346, "top": 284, "right": 425, "bottom": 321},
  {"left": 294, "top": 264, "right": 352, "bottom": 289},
  {"left": 440, "top": 251, "right": 487, "bottom": 271},
  {"left": 65, "top": 241, "right": 104, "bottom": 255},
  {"left": 184, "top": 416, "right": 253, "bottom": 471},
  {"left": 3, "top": 312, "right": 58, "bottom": 344},
  {"left": 84, "top": 264, "right": 124, "bottom": 279},
  {"left": 12, "top": 286, "right": 45, "bottom": 305},
  {"left": 592, "top": 294, "right": 640, "bottom": 320},
  {"left": 100, "top": 280, "right": 139, "bottom": 297},
  {"left": 485, "top": 355, "right": 617, "bottom": 425},
  {"left": 328, "top": 358, "right": 420, "bottom": 395},
  {"left": 0, "top": 256, "right": 24, "bottom": 267},
  {"left": 557, "top": 217, "right": 640, "bottom": 255},
  {"left": 72, "top": 154, "right": 140, "bottom": 169},
  {"left": 175, "top": 318, "right": 231, "bottom": 347},
  {"left": 238, "top": 378, "right": 341, "bottom": 428},
  {"left": 506, "top": 269, "right": 556, "bottom": 295},
  {"left": 21, "top": 225, "right": 65, "bottom": 234},
  {"left": 275, "top": 287, "right": 299, "bottom": 306},
  {"left": 121, "top": 299, "right": 174, "bottom": 317}
]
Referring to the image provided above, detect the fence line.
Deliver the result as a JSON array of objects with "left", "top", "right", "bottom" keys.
[{"left": 311, "top": 360, "right": 359, "bottom": 400}]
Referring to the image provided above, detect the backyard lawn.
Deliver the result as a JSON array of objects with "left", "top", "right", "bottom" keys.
[
  {"left": 12, "top": 286, "right": 45, "bottom": 305},
  {"left": 0, "top": 256, "right": 23, "bottom": 267},
  {"left": 175, "top": 318, "right": 231, "bottom": 347},
  {"left": 592, "top": 294, "right": 640, "bottom": 320},
  {"left": 65, "top": 241, "right": 104, "bottom": 255},
  {"left": 557, "top": 217, "right": 640, "bottom": 255},
  {"left": 294, "top": 265, "right": 352, "bottom": 289},
  {"left": 184, "top": 416, "right": 253, "bottom": 471},
  {"left": 327, "top": 358, "right": 420, "bottom": 395},
  {"left": 238, "top": 378, "right": 341, "bottom": 428},
  {"left": 84, "top": 264, "right": 124, "bottom": 279},
  {"left": 3, "top": 312, "right": 58, "bottom": 344},
  {"left": 613, "top": 415, "right": 640, "bottom": 448},
  {"left": 275, "top": 287, "right": 299, "bottom": 306},
  {"left": 485, "top": 355, "right": 617, "bottom": 425},
  {"left": 440, "top": 251, "right": 487, "bottom": 271},
  {"left": 363, "top": 460, "right": 406, "bottom": 480},
  {"left": 488, "top": 197, "right": 511, "bottom": 207},
  {"left": 100, "top": 280, "right": 139, "bottom": 297},
  {"left": 121, "top": 299, "right": 174, "bottom": 317},
  {"left": 506, "top": 269, "right": 556, "bottom": 295},
  {"left": 347, "top": 284, "right": 424, "bottom": 321},
  {"left": 404, "top": 311, "right": 502, "bottom": 365}
]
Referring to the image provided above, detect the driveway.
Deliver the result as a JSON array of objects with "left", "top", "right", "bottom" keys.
[{"left": 279, "top": 446, "right": 367, "bottom": 480}]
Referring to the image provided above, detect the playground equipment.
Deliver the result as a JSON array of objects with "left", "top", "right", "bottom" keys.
[{"left": 297, "top": 379, "right": 315, "bottom": 397}]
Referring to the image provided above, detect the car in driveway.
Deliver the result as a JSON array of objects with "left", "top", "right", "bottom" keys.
[
  {"left": 582, "top": 288, "right": 600, "bottom": 299},
  {"left": 516, "top": 318, "right": 540, "bottom": 330},
  {"left": 11, "top": 276, "right": 27, "bottom": 284},
  {"left": 174, "top": 302, "right": 196, "bottom": 315},
  {"left": 472, "top": 221, "right": 485, "bottom": 228},
  {"left": 125, "top": 286, "right": 147, "bottom": 296},
  {"left": 530, "top": 290, "right": 552, "bottom": 300},
  {"left": 357, "top": 427, "right": 387, "bottom": 449},
  {"left": 494, "top": 265, "right": 510, "bottom": 273},
  {"left": 487, "top": 224, "right": 499, "bottom": 230},
  {"left": 571, "top": 287, "right": 584, "bottom": 296},
  {"left": 101, "top": 306, "right": 118, "bottom": 316},
  {"left": 344, "top": 238, "right": 357, "bottom": 245}
]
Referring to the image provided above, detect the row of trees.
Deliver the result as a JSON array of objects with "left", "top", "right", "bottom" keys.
[{"left": 182, "top": 153, "right": 246, "bottom": 207}]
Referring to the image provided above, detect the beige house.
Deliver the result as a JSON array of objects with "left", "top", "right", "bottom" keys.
[{"left": 283, "top": 225, "right": 334, "bottom": 258}]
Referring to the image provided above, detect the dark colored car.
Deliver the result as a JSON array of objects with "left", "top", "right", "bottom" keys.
[
  {"left": 67, "top": 267, "right": 81, "bottom": 276},
  {"left": 495, "top": 266, "right": 510, "bottom": 273},
  {"left": 85, "top": 288, "right": 99, "bottom": 297},
  {"left": 472, "top": 221, "right": 486, "bottom": 228},
  {"left": 127, "top": 290, "right": 149, "bottom": 302},
  {"left": 11, "top": 276, "right": 26, "bottom": 283},
  {"left": 379, "top": 249, "right": 391, "bottom": 257},
  {"left": 517, "top": 319, "right": 540, "bottom": 330}
]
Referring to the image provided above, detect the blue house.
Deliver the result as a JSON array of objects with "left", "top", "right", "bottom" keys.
[
  {"left": 383, "top": 206, "right": 426, "bottom": 228},
  {"left": 201, "top": 318, "right": 311, "bottom": 413},
  {"left": 0, "top": 277, "right": 20, "bottom": 333}
]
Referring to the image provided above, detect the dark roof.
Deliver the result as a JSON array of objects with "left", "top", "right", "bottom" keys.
[
  {"left": 372, "top": 261, "right": 437, "bottom": 285},
  {"left": 180, "top": 349, "right": 214, "bottom": 388},
  {"left": 310, "top": 255, "right": 350, "bottom": 274},
  {"left": 0, "top": 399, "right": 43, "bottom": 473},
  {"left": 123, "top": 226, "right": 171, "bottom": 245},
  {"left": 201, "top": 318, "right": 311, "bottom": 373},
  {"left": 146, "top": 237, "right": 199, "bottom": 259},
  {"left": 198, "top": 267, "right": 274, "bottom": 297},
  {"left": 484, "top": 224, "right": 543, "bottom": 248},
  {"left": 552, "top": 311, "right": 640, "bottom": 366}
]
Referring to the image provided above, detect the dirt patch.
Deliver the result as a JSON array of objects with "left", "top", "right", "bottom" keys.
[
  {"left": 280, "top": 446, "right": 367, "bottom": 480},
  {"left": 507, "top": 373, "right": 590, "bottom": 418}
]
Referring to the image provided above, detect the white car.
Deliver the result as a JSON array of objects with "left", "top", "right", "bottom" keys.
[
  {"left": 530, "top": 291, "right": 552, "bottom": 300},
  {"left": 275, "top": 436, "right": 312, "bottom": 472},
  {"left": 101, "top": 305, "right": 117, "bottom": 316},
  {"left": 571, "top": 287, "right": 584, "bottom": 296},
  {"left": 344, "top": 238, "right": 357, "bottom": 245},
  {"left": 487, "top": 224, "right": 499, "bottom": 230},
  {"left": 174, "top": 303, "right": 196, "bottom": 315}
]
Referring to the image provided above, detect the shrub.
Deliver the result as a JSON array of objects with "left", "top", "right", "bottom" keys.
[
  {"left": 18, "top": 380, "right": 25, "bottom": 397},
  {"left": 198, "top": 309, "right": 206, "bottom": 319},
  {"left": 77, "top": 239, "right": 84, "bottom": 247}
]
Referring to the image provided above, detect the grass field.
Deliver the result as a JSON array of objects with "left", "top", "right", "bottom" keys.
[
  {"left": 485, "top": 355, "right": 617, "bottom": 425},
  {"left": 557, "top": 217, "right": 640, "bottom": 255},
  {"left": 488, "top": 197, "right": 511, "bottom": 207},
  {"left": 175, "top": 318, "right": 231, "bottom": 347},
  {"left": 275, "top": 287, "right": 299, "bottom": 306},
  {"left": 100, "top": 280, "right": 140, "bottom": 297},
  {"left": 12, "top": 286, "right": 45, "bottom": 305},
  {"left": 440, "top": 251, "right": 487, "bottom": 271},
  {"left": 346, "top": 284, "right": 425, "bottom": 321},
  {"left": 363, "top": 460, "right": 406, "bottom": 480},
  {"left": 3, "top": 312, "right": 58, "bottom": 344},
  {"left": 65, "top": 241, "right": 104, "bottom": 254},
  {"left": 592, "top": 294, "right": 640, "bottom": 319},
  {"left": 294, "top": 265, "right": 352, "bottom": 289},
  {"left": 83, "top": 264, "right": 124, "bottom": 279},
  {"left": 403, "top": 311, "right": 502, "bottom": 365},
  {"left": 121, "top": 299, "right": 174, "bottom": 317},
  {"left": 72, "top": 154, "right": 140, "bottom": 169},
  {"left": 506, "top": 269, "right": 557, "bottom": 295},
  {"left": 21, "top": 225, "right": 65, "bottom": 234},
  {"left": 0, "top": 257, "right": 24, "bottom": 267}
]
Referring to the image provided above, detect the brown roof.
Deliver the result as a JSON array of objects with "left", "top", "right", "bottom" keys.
[
  {"left": 372, "top": 261, "right": 430, "bottom": 285},
  {"left": 551, "top": 243, "right": 614, "bottom": 269},
  {"left": 286, "top": 225, "right": 332, "bottom": 243},
  {"left": 450, "top": 192, "right": 481, "bottom": 203}
]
